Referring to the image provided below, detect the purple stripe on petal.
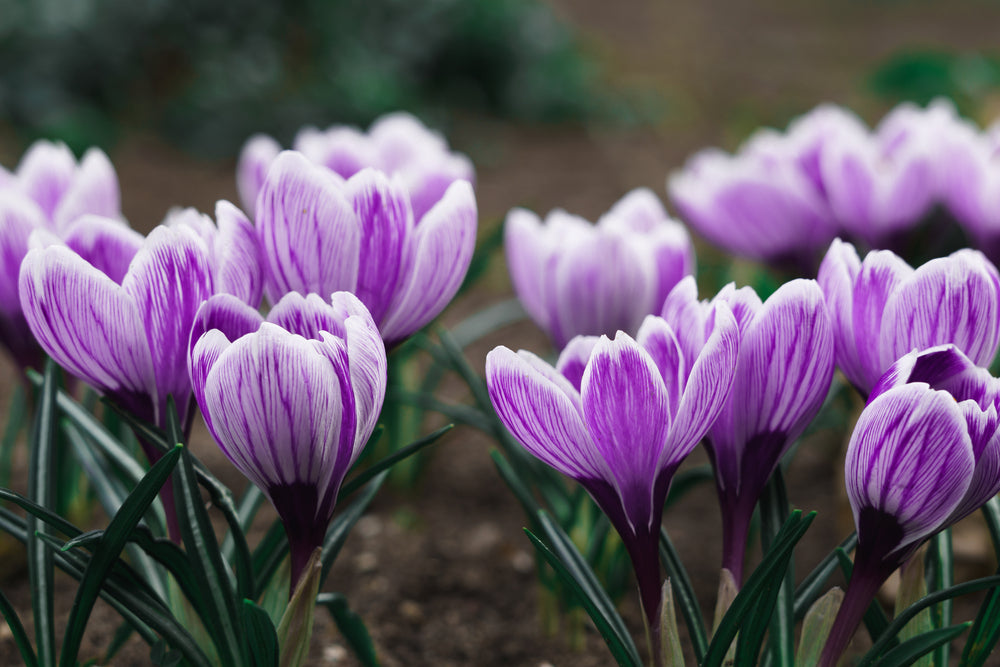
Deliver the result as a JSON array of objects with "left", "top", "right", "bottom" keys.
[
  {"left": 0, "top": 193, "right": 45, "bottom": 319},
  {"left": 852, "top": 249, "right": 912, "bottom": 392},
  {"left": 486, "top": 346, "right": 601, "bottom": 481},
  {"left": 635, "top": 316, "right": 685, "bottom": 415},
  {"left": 556, "top": 335, "right": 599, "bottom": 392},
  {"left": 52, "top": 148, "right": 121, "bottom": 231},
  {"left": 213, "top": 201, "right": 263, "bottom": 307},
  {"left": 380, "top": 180, "right": 476, "bottom": 344},
  {"left": 237, "top": 134, "right": 281, "bottom": 215},
  {"left": 256, "top": 151, "right": 361, "bottom": 305},
  {"left": 267, "top": 292, "right": 345, "bottom": 340},
  {"left": 846, "top": 384, "right": 974, "bottom": 553},
  {"left": 947, "top": 402, "right": 1000, "bottom": 524},
  {"left": 337, "top": 299, "right": 387, "bottom": 456},
  {"left": 818, "top": 239, "right": 866, "bottom": 391},
  {"left": 504, "top": 208, "right": 552, "bottom": 332},
  {"left": 660, "top": 276, "right": 710, "bottom": 369},
  {"left": 62, "top": 215, "right": 143, "bottom": 285},
  {"left": 581, "top": 333, "right": 671, "bottom": 532}
]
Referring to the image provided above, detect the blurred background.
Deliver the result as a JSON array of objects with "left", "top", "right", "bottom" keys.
[{"left": 4, "top": 1, "right": 1000, "bottom": 664}]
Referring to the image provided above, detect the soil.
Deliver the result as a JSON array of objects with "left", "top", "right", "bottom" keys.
[{"left": 3, "top": 1, "right": 1000, "bottom": 666}]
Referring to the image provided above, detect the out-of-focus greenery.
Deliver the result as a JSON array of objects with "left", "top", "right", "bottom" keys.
[
  {"left": 869, "top": 50, "right": 1000, "bottom": 118},
  {"left": 0, "top": 0, "right": 611, "bottom": 156}
]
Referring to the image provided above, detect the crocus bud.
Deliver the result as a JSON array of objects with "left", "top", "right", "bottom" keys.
[
  {"left": 505, "top": 189, "right": 694, "bottom": 350},
  {"left": 818, "top": 238, "right": 1000, "bottom": 397},
  {"left": 189, "top": 291, "right": 387, "bottom": 588},
  {"left": 821, "top": 345, "right": 1000, "bottom": 666},
  {"left": 256, "top": 151, "right": 477, "bottom": 346},
  {"left": 486, "top": 303, "right": 739, "bottom": 639}
]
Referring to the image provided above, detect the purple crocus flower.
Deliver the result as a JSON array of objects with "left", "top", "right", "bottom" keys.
[
  {"left": 505, "top": 189, "right": 694, "bottom": 350},
  {"left": 238, "top": 112, "right": 474, "bottom": 224},
  {"left": 486, "top": 303, "right": 739, "bottom": 650},
  {"left": 256, "top": 150, "right": 477, "bottom": 346},
  {"left": 820, "top": 345, "right": 1000, "bottom": 666},
  {"left": 664, "top": 277, "right": 835, "bottom": 583},
  {"left": 818, "top": 238, "right": 1000, "bottom": 397},
  {"left": 5, "top": 140, "right": 121, "bottom": 231},
  {"left": 189, "top": 291, "right": 387, "bottom": 588},
  {"left": 163, "top": 201, "right": 263, "bottom": 307},
  {"left": 940, "top": 116, "right": 1000, "bottom": 263},
  {"left": 0, "top": 191, "right": 49, "bottom": 370}
]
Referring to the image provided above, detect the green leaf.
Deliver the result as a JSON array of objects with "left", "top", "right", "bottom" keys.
[
  {"left": 704, "top": 511, "right": 815, "bottom": 667},
  {"left": 528, "top": 510, "right": 641, "bottom": 666},
  {"left": 337, "top": 424, "right": 452, "bottom": 501},
  {"left": 0, "top": 587, "right": 38, "bottom": 667},
  {"left": 758, "top": 471, "right": 793, "bottom": 667},
  {"left": 866, "top": 623, "right": 970, "bottom": 667},
  {"left": 448, "top": 298, "right": 526, "bottom": 348},
  {"left": 317, "top": 592, "right": 379, "bottom": 667},
  {"left": 856, "top": 573, "right": 1000, "bottom": 666},
  {"left": 981, "top": 496, "right": 1000, "bottom": 555},
  {"left": 659, "top": 528, "right": 708, "bottom": 663},
  {"left": 222, "top": 482, "right": 266, "bottom": 562},
  {"left": 241, "top": 599, "right": 279, "bottom": 667},
  {"left": 169, "top": 398, "right": 243, "bottom": 666},
  {"left": 794, "top": 587, "right": 843, "bottom": 667},
  {"left": 102, "top": 621, "right": 135, "bottom": 665},
  {"left": 59, "top": 444, "right": 182, "bottom": 667},
  {"left": 794, "top": 532, "right": 857, "bottom": 621},
  {"left": 28, "top": 358, "right": 58, "bottom": 667},
  {"left": 960, "top": 565, "right": 1000, "bottom": 667},
  {"left": 928, "top": 529, "right": 953, "bottom": 667},
  {"left": 253, "top": 522, "right": 290, "bottom": 595},
  {"left": 321, "top": 471, "right": 389, "bottom": 585},
  {"left": 659, "top": 580, "right": 685, "bottom": 667},
  {"left": 894, "top": 546, "right": 933, "bottom": 667},
  {"left": 277, "top": 548, "right": 321, "bottom": 667}
]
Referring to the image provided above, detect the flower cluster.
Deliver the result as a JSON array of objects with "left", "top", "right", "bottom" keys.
[{"left": 669, "top": 100, "right": 999, "bottom": 265}]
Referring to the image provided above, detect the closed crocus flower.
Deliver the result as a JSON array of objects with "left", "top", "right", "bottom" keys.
[
  {"left": 505, "top": 189, "right": 694, "bottom": 350},
  {"left": 486, "top": 303, "right": 739, "bottom": 643},
  {"left": 238, "top": 112, "right": 474, "bottom": 224},
  {"left": 941, "top": 119, "right": 1000, "bottom": 263},
  {"left": 818, "top": 238, "right": 1000, "bottom": 397},
  {"left": 664, "top": 277, "right": 835, "bottom": 584},
  {"left": 256, "top": 151, "right": 477, "bottom": 346},
  {"left": 189, "top": 291, "right": 386, "bottom": 588},
  {"left": 7, "top": 140, "right": 120, "bottom": 231},
  {"left": 820, "top": 345, "right": 1000, "bottom": 667},
  {"left": 163, "top": 201, "right": 263, "bottom": 307},
  {"left": 0, "top": 191, "right": 49, "bottom": 370}
]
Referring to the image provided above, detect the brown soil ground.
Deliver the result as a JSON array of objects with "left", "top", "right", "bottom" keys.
[{"left": 3, "top": 1, "right": 1000, "bottom": 665}]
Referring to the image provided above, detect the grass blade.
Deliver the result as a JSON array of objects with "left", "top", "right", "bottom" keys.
[
  {"left": 0, "top": 588, "right": 38, "bottom": 667},
  {"left": 317, "top": 593, "right": 379, "bottom": 667},
  {"left": 241, "top": 599, "right": 279, "bottom": 667},
  {"left": 758, "top": 471, "right": 793, "bottom": 667},
  {"left": 337, "top": 425, "right": 452, "bottom": 501},
  {"left": 659, "top": 528, "right": 708, "bottom": 663},
  {"left": 794, "top": 532, "right": 857, "bottom": 621}
]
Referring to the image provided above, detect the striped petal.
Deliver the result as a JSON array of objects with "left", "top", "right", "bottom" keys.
[
  {"left": 212, "top": 201, "right": 263, "bottom": 307},
  {"left": 556, "top": 336, "right": 599, "bottom": 392},
  {"left": 818, "top": 238, "right": 866, "bottom": 392},
  {"left": 52, "top": 148, "right": 121, "bottom": 230},
  {"left": 236, "top": 134, "right": 281, "bottom": 215},
  {"left": 852, "top": 249, "right": 912, "bottom": 393},
  {"left": 62, "top": 215, "right": 143, "bottom": 285}
]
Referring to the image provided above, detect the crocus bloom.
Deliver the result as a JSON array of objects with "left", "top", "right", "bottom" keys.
[
  {"left": 0, "top": 191, "right": 49, "bottom": 370},
  {"left": 664, "top": 277, "right": 835, "bottom": 583},
  {"left": 940, "top": 117, "right": 1000, "bottom": 263},
  {"left": 189, "top": 291, "right": 386, "bottom": 587},
  {"left": 505, "top": 189, "right": 694, "bottom": 350},
  {"left": 486, "top": 303, "right": 739, "bottom": 648},
  {"left": 238, "top": 112, "right": 474, "bottom": 223},
  {"left": 818, "top": 238, "right": 1000, "bottom": 397},
  {"left": 163, "top": 201, "right": 263, "bottom": 308},
  {"left": 820, "top": 345, "right": 1000, "bottom": 666},
  {"left": 256, "top": 150, "right": 477, "bottom": 346},
  {"left": 5, "top": 140, "right": 120, "bottom": 231}
]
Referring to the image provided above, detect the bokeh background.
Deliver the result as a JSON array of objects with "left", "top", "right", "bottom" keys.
[{"left": 3, "top": 1, "right": 1000, "bottom": 664}]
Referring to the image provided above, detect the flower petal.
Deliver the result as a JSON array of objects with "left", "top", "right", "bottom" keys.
[
  {"left": 556, "top": 335, "right": 599, "bottom": 392},
  {"left": 380, "top": 180, "right": 476, "bottom": 343},
  {"left": 947, "top": 402, "right": 1000, "bottom": 524},
  {"left": 256, "top": 151, "right": 361, "bottom": 305},
  {"left": 62, "top": 215, "right": 143, "bottom": 285},
  {"left": 635, "top": 316, "right": 686, "bottom": 416},
  {"left": 213, "top": 201, "right": 263, "bottom": 307},
  {"left": 504, "top": 208, "right": 552, "bottom": 332},
  {"left": 660, "top": 276, "right": 710, "bottom": 369},
  {"left": 818, "top": 238, "right": 866, "bottom": 391},
  {"left": 53, "top": 148, "right": 121, "bottom": 230},
  {"left": 237, "top": 134, "right": 281, "bottom": 215},
  {"left": 267, "top": 292, "right": 346, "bottom": 340},
  {"left": 852, "top": 249, "right": 912, "bottom": 393},
  {"left": 16, "top": 141, "right": 76, "bottom": 221}
]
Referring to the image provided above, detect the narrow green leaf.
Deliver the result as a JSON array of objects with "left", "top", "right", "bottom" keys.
[
  {"left": 222, "top": 482, "right": 266, "bottom": 562},
  {"left": 241, "top": 599, "right": 279, "bottom": 667},
  {"left": 253, "top": 521, "right": 290, "bottom": 595},
  {"left": 489, "top": 450, "right": 541, "bottom": 519},
  {"left": 28, "top": 358, "right": 58, "bottom": 667},
  {"left": 981, "top": 497, "right": 1000, "bottom": 555},
  {"left": 894, "top": 546, "right": 933, "bottom": 667},
  {"left": 0, "top": 488, "right": 83, "bottom": 538},
  {"left": 659, "top": 580, "right": 686, "bottom": 667},
  {"left": 170, "top": 399, "right": 243, "bottom": 666},
  {"left": 659, "top": 528, "right": 709, "bottom": 663},
  {"left": 321, "top": 471, "right": 389, "bottom": 585},
  {"left": 794, "top": 587, "right": 843, "bottom": 667},
  {"left": 794, "top": 532, "right": 857, "bottom": 621},
  {"left": 59, "top": 444, "right": 182, "bottom": 667},
  {"left": 277, "top": 548, "right": 322, "bottom": 667},
  {"left": 758, "top": 470, "right": 793, "bottom": 667},
  {"left": 388, "top": 390, "right": 494, "bottom": 432},
  {"left": 338, "top": 425, "right": 452, "bottom": 501},
  {"left": 102, "top": 621, "right": 135, "bottom": 664},
  {"left": 448, "top": 298, "right": 527, "bottom": 348},
  {"left": 525, "top": 527, "right": 641, "bottom": 667},
  {"left": 929, "top": 529, "right": 953, "bottom": 667},
  {"left": 0, "top": 587, "right": 38, "bottom": 667},
  {"left": 704, "top": 511, "right": 815, "bottom": 667},
  {"left": 317, "top": 592, "right": 379, "bottom": 667},
  {"left": 867, "top": 623, "right": 970, "bottom": 667},
  {"left": 960, "top": 566, "right": 1000, "bottom": 667}
]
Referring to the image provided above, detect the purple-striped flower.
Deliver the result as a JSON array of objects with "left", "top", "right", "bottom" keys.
[
  {"left": 940, "top": 117, "right": 1000, "bottom": 263},
  {"left": 505, "top": 189, "right": 694, "bottom": 349},
  {"left": 818, "top": 238, "right": 1000, "bottom": 396},
  {"left": 0, "top": 192, "right": 50, "bottom": 370},
  {"left": 19, "top": 224, "right": 212, "bottom": 428},
  {"left": 238, "top": 112, "right": 474, "bottom": 224},
  {"left": 664, "top": 277, "right": 835, "bottom": 583},
  {"left": 820, "top": 345, "right": 1000, "bottom": 666},
  {"left": 163, "top": 201, "right": 263, "bottom": 307},
  {"left": 256, "top": 150, "right": 477, "bottom": 346},
  {"left": 189, "top": 291, "right": 386, "bottom": 587},
  {"left": 3, "top": 140, "right": 120, "bottom": 230},
  {"left": 486, "top": 303, "right": 739, "bottom": 636}
]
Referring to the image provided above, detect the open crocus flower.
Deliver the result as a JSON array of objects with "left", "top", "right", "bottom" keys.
[
  {"left": 4, "top": 140, "right": 120, "bottom": 231},
  {"left": 238, "top": 112, "right": 474, "bottom": 224},
  {"left": 189, "top": 291, "right": 387, "bottom": 588},
  {"left": 505, "top": 189, "right": 694, "bottom": 350},
  {"left": 820, "top": 345, "right": 1000, "bottom": 667},
  {"left": 486, "top": 303, "right": 739, "bottom": 646},
  {"left": 163, "top": 201, "right": 263, "bottom": 307},
  {"left": 0, "top": 191, "right": 49, "bottom": 370},
  {"left": 664, "top": 277, "right": 835, "bottom": 584},
  {"left": 818, "top": 238, "right": 1000, "bottom": 397},
  {"left": 256, "top": 150, "right": 477, "bottom": 346}
]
